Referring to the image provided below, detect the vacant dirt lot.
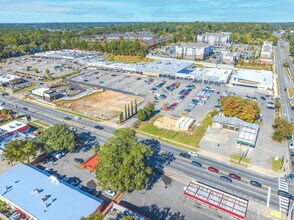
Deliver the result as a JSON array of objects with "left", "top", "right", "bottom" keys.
[
  {"left": 55, "top": 91, "right": 141, "bottom": 120},
  {"left": 153, "top": 115, "right": 179, "bottom": 131}
]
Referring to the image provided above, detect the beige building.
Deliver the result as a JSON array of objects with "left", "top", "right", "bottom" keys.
[
  {"left": 175, "top": 42, "right": 213, "bottom": 60},
  {"left": 197, "top": 32, "right": 231, "bottom": 45}
]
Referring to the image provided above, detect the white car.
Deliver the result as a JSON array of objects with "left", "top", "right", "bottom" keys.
[
  {"left": 105, "top": 190, "right": 116, "bottom": 197},
  {"left": 74, "top": 116, "right": 81, "bottom": 120},
  {"left": 188, "top": 151, "right": 199, "bottom": 157}
]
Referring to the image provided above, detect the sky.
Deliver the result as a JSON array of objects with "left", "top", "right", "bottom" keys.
[{"left": 0, "top": 0, "right": 293, "bottom": 23}]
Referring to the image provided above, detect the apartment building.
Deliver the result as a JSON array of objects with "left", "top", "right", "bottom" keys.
[
  {"left": 175, "top": 42, "right": 213, "bottom": 60},
  {"left": 197, "top": 32, "right": 231, "bottom": 45}
]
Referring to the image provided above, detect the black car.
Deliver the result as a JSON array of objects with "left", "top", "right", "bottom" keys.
[
  {"left": 260, "top": 96, "right": 266, "bottom": 100},
  {"left": 94, "top": 125, "right": 104, "bottom": 130},
  {"left": 74, "top": 158, "right": 84, "bottom": 164},
  {"left": 277, "top": 190, "right": 292, "bottom": 199},
  {"left": 250, "top": 180, "right": 262, "bottom": 188},
  {"left": 23, "top": 107, "right": 28, "bottom": 110},
  {"left": 180, "top": 153, "right": 191, "bottom": 159},
  {"left": 191, "top": 161, "right": 202, "bottom": 167},
  {"left": 220, "top": 176, "right": 232, "bottom": 183},
  {"left": 64, "top": 116, "right": 72, "bottom": 120}
]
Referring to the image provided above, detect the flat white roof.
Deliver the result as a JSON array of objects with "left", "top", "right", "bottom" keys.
[
  {"left": 0, "top": 74, "right": 22, "bottom": 83},
  {"left": 32, "top": 87, "right": 50, "bottom": 94},
  {"left": 233, "top": 70, "right": 273, "bottom": 85},
  {"left": 0, "top": 121, "right": 27, "bottom": 133},
  {"left": 136, "top": 60, "right": 193, "bottom": 74},
  {"left": 0, "top": 163, "right": 103, "bottom": 220}
]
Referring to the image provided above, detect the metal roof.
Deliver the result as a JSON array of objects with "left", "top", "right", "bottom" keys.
[
  {"left": 184, "top": 181, "right": 248, "bottom": 219},
  {"left": 237, "top": 123, "right": 259, "bottom": 147},
  {"left": 213, "top": 116, "right": 243, "bottom": 128},
  {"left": 0, "top": 163, "right": 103, "bottom": 220}
]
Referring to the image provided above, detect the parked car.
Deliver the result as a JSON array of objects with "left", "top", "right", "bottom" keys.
[
  {"left": 188, "top": 152, "right": 199, "bottom": 157},
  {"left": 179, "top": 152, "right": 191, "bottom": 159},
  {"left": 260, "top": 96, "right": 266, "bottom": 100},
  {"left": 208, "top": 166, "right": 219, "bottom": 173},
  {"left": 220, "top": 176, "right": 232, "bottom": 183},
  {"left": 74, "top": 116, "right": 81, "bottom": 120},
  {"left": 191, "top": 161, "right": 202, "bottom": 167},
  {"left": 74, "top": 158, "right": 84, "bottom": 164},
  {"left": 250, "top": 180, "right": 262, "bottom": 188},
  {"left": 105, "top": 190, "right": 116, "bottom": 197},
  {"left": 277, "top": 190, "right": 292, "bottom": 199},
  {"left": 228, "top": 173, "right": 241, "bottom": 181}
]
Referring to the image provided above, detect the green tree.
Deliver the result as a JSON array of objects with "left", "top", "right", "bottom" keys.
[
  {"left": 34, "top": 68, "right": 39, "bottom": 73},
  {"left": 124, "top": 104, "right": 128, "bottom": 119},
  {"left": 272, "top": 117, "right": 294, "bottom": 142},
  {"left": 45, "top": 69, "right": 50, "bottom": 74},
  {"left": 96, "top": 128, "right": 153, "bottom": 192},
  {"left": 37, "top": 124, "right": 78, "bottom": 152},
  {"left": 26, "top": 66, "right": 31, "bottom": 71},
  {"left": 131, "top": 102, "right": 134, "bottom": 116},
  {"left": 81, "top": 212, "right": 104, "bottom": 220},
  {"left": 137, "top": 109, "right": 147, "bottom": 121},
  {"left": 3, "top": 140, "right": 39, "bottom": 164},
  {"left": 134, "top": 99, "right": 138, "bottom": 113},
  {"left": 127, "top": 104, "right": 131, "bottom": 118}
]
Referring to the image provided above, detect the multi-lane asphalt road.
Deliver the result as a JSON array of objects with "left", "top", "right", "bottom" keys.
[{"left": 1, "top": 95, "right": 286, "bottom": 210}]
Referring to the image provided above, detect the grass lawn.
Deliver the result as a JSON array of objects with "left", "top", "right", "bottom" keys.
[
  {"left": 34, "top": 120, "right": 50, "bottom": 128},
  {"left": 236, "top": 63, "right": 272, "bottom": 71},
  {"left": 229, "top": 160, "right": 248, "bottom": 168},
  {"left": 287, "top": 88, "right": 294, "bottom": 99},
  {"left": 13, "top": 83, "right": 37, "bottom": 94},
  {"left": 135, "top": 111, "right": 216, "bottom": 147},
  {"left": 272, "top": 157, "right": 283, "bottom": 172},
  {"left": 230, "top": 153, "right": 250, "bottom": 163},
  {"left": 105, "top": 55, "right": 154, "bottom": 63},
  {"left": 284, "top": 67, "right": 291, "bottom": 78}
]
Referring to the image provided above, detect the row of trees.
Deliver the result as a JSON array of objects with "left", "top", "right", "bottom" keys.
[
  {"left": 3, "top": 124, "right": 78, "bottom": 164},
  {"left": 117, "top": 100, "right": 138, "bottom": 123},
  {"left": 137, "top": 102, "right": 155, "bottom": 121},
  {"left": 219, "top": 96, "right": 261, "bottom": 122},
  {"left": 283, "top": 30, "right": 294, "bottom": 56}
]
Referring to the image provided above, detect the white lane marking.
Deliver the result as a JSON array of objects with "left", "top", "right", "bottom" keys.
[{"left": 267, "top": 187, "right": 271, "bottom": 207}]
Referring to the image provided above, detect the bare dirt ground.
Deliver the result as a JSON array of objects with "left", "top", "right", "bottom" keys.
[
  {"left": 153, "top": 115, "right": 179, "bottom": 131},
  {"left": 55, "top": 91, "right": 141, "bottom": 120}
]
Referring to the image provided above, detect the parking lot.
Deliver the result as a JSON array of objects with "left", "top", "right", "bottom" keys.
[
  {"left": 2, "top": 55, "right": 81, "bottom": 79},
  {"left": 36, "top": 131, "right": 114, "bottom": 204}
]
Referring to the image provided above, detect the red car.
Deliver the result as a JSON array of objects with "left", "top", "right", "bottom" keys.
[
  {"left": 183, "top": 92, "right": 190, "bottom": 96},
  {"left": 208, "top": 166, "right": 219, "bottom": 173},
  {"left": 171, "top": 103, "right": 177, "bottom": 107},
  {"left": 228, "top": 173, "right": 241, "bottom": 181}
]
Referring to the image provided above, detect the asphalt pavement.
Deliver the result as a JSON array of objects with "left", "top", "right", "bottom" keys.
[{"left": 1, "top": 95, "right": 287, "bottom": 211}]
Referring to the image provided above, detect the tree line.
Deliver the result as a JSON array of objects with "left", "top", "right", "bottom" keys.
[{"left": 0, "top": 22, "right": 278, "bottom": 60}]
